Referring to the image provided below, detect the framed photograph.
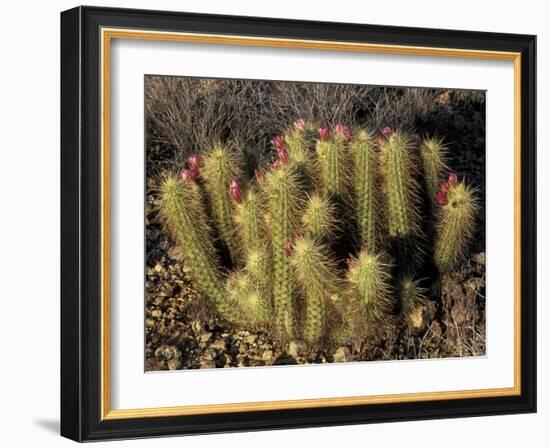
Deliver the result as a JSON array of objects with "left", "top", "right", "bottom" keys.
[{"left": 60, "top": 6, "right": 536, "bottom": 442}]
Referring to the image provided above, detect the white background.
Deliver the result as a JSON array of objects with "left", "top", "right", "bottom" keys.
[
  {"left": 0, "top": 0, "right": 546, "bottom": 447},
  {"left": 111, "top": 40, "right": 515, "bottom": 409}
]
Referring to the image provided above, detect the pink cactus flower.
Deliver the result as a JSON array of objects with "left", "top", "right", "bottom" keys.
[
  {"left": 440, "top": 181, "right": 449, "bottom": 193},
  {"left": 283, "top": 240, "right": 293, "bottom": 257},
  {"left": 381, "top": 126, "right": 392, "bottom": 136},
  {"left": 335, "top": 124, "right": 353, "bottom": 142},
  {"left": 319, "top": 125, "right": 331, "bottom": 141},
  {"left": 345, "top": 254, "right": 355, "bottom": 267},
  {"left": 294, "top": 118, "right": 305, "bottom": 130},
  {"left": 180, "top": 168, "right": 198, "bottom": 182},
  {"left": 448, "top": 171, "right": 458, "bottom": 186},
  {"left": 187, "top": 154, "right": 201, "bottom": 171},
  {"left": 375, "top": 134, "right": 384, "bottom": 145},
  {"left": 229, "top": 178, "right": 242, "bottom": 203},
  {"left": 435, "top": 191, "right": 448, "bottom": 206}
]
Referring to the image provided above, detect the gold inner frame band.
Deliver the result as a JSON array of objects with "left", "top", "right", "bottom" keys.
[{"left": 100, "top": 27, "right": 522, "bottom": 421}]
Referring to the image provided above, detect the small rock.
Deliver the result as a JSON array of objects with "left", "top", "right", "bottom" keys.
[
  {"left": 151, "top": 309, "right": 162, "bottom": 318},
  {"left": 200, "top": 332, "right": 213, "bottom": 343},
  {"left": 200, "top": 360, "right": 216, "bottom": 369},
  {"left": 167, "top": 358, "right": 182, "bottom": 370},
  {"left": 154, "top": 345, "right": 182, "bottom": 370},
  {"left": 210, "top": 339, "right": 226, "bottom": 350},
  {"left": 245, "top": 334, "right": 257, "bottom": 344},
  {"left": 203, "top": 350, "right": 216, "bottom": 361}
]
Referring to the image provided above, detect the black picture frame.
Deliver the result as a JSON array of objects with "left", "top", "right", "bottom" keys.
[{"left": 61, "top": 5, "right": 536, "bottom": 442}]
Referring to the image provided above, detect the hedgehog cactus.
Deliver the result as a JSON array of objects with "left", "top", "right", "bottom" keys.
[
  {"left": 379, "top": 130, "right": 420, "bottom": 239},
  {"left": 159, "top": 175, "right": 238, "bottom": 322},
  {"left": 290, "top": 236, "right": 342, "bottom": 344},
  {"left": 263, "top": 164, "right": 301, "bottom": 338},
  {"left": 315, "top": 125, "right": 347, "bottom": 197},
  {"left": 350, "top": 129, "right": 378, "bottom": 249},
  {"left": 159, "top": 120, "right": 479, "bottom": 351},
  {"left": 419, "top": 137, "right": 447, "bottom": 201},
  {"left": 201, "top": 144, "right": 242, "bottom": 263},
  {"left": 301, "top": 193, "right": 336, "bottom": 238},
  {"left": 282, "top": 120, "right": 316, "bottom": 173},
  {"left": 347, "top": 249, "right": 392, "bottom": 319},
  {"left": 434, "top": 173, "right": 478, "bottom": 271}
]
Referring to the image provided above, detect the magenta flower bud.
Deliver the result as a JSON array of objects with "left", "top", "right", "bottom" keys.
[
  {"left": 187, "top": 153, "right": 201, "bottom": 171},
  {"left": 271, "top": 159, "right": 283, "bottom": 171},
  {"left": 345, "top": 254, "right": 355, "bottom": 267},
  {"left": 319, "top": 125, "right": 331, "bottom": 141},
  {"left": 229, "top": 178, "right": 242, "bottom": 203},
  {"left": 272, "top": 135, "right": 285, "bottom": 151},
  {"left": 254, "top": 169, "right": 264, "bottom": 183},
  {"left": 440, "top": 181, "right": 449, "bottom": 194},
  {"left": 381, "top": 126, "right": 392, "bottom": 137},
  {"left": 277, "top": 145, "right": 288, "bottom": 164},
  {"left": 180, "top": 168, "right": 198, "bottom": 182},
  {"left": 294, "top": 118, "right": 305, "bottom": 130},
  {"left": 435, "top": 191, "right": 448, "bottom": 206},
  {"left": 448, "top": 171, "right": 458, "bottom": 186},
  {"left": 375, "top": 134, "right": 384, "bottom": 145},
  {"left": 335, "top": 124, "right": 353, "bottom": 142},
  {"left": 283, "top": 240, "right": 293, "bottom": 257}
]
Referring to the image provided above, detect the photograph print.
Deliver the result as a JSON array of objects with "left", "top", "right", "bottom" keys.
[{"left": 144, "top": 76, "right": 486, "bottom": 371}]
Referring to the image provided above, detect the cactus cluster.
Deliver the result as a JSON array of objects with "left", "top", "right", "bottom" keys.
[{"left": 159, "top": 120, "right": 478, "bottom": 351}]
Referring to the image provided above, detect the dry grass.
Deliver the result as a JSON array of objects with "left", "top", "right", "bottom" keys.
[{"left": 145, "top": 76, "right": 457, "bottom": 170}]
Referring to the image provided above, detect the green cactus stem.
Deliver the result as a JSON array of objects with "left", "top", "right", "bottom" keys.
[
  {"left": 347, "top": 249, "right": 392, "bottom": 319},
  {"left": 350, "top": 130, "right": 378, "bottom": 249},
  {"left": 201, "top": 144, "right": 242, "bottom": 263},
  {"left": 379, "top": 131, "right": 420, "bottom": 239},
  {"left": 234, "top": 188, "right": 264, "bottom": 254},
  {"left": 434, "top": 178, "right": 478, "bottom": 271},
  {"left": 264, "top": 165, "right": 301, "bottom": 338},
  {"left": 316, "top": 130, "right": 347, "bottom": 197},
  {"left": 301, "top": 193, "right": 336, "bottom": 238},
  {"left": 290, "top": 236, "right": 341, "bottom": 345},
  {"left": 419, "top": 137, "right": 448, "bottom": 201},
  {"left": 159, "top": 175, "right": 237, "bottom": 322},
  {"left": 226, "top": 270, "right": 268, "bottom": 326},
  {"left": 284, "top": 125, "right": 315, "bottom": 172}
]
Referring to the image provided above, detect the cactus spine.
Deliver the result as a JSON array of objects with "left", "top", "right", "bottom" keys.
[
  {"left": 160, "top": 175, "right": 237, "bottom": 322},
  {"left": 379, "top": 132, "right": 420, "bottom": 239},
  {"left": 351, "top": 130, "right": 378, "bottom": 249},
  {"left": 201, "top": 144, "right": 242, "bottom": 263},
  {"left": 347, "top": 249, "right": 392, "bottom": 319},
  {"left": 264, "top": 165, "right": 301, "bottom": 338},
  {"left": 434, "top": 177, "right": 477, "bottom": 271},
  {"left": 419, "top": 137, "right": 447, "bottom": 200}
]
